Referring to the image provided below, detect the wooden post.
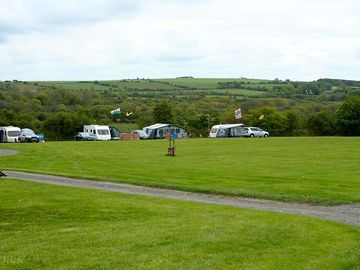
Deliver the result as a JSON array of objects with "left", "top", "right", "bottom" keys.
[{"left": 166, "top": 134, "right": 176, "bottom": 156}]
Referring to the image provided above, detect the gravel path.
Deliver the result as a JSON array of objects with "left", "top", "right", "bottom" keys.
[
  {"left": 4, "top": 170, "right": 360, "bottom": 227},
  {"left": 1, "top": 148, "right": 359, "bottom": 227},
  {"left": 0, "top": 149, "right": 19, "bottom": 156}
]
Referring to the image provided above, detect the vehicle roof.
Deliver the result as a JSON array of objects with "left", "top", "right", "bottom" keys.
[
  {"left": 21, "top": 128, "right": 35, "bottom": 132},
  {"left": 211, "top": 124, "right": 244, "bottom": 129},
  {"left": 84, "top": 125, "right": 109, "bottom": 129},
  {"left": 0, "top": 126, "right": 21, "bottom": 131},
  {"left": 143, "top": 123, "right": 184, "bottom": 130}
]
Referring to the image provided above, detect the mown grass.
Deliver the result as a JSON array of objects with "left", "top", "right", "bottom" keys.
[
  {"left": 1, "top": 137, "right": 359, "bottom": 205},
  {"left": 0, "top": 179, "right": 359, "bottom": 270}
]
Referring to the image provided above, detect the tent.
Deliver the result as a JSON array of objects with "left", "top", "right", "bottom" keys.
[{"left": 143, "top": 123, "right": 187, "bottom": 139}]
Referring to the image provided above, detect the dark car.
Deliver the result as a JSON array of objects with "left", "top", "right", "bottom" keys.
[
  {"left": 19, "top": 128, "right": 40, "bottom": 143},
  {"left": 74, "top": 132, "right": 95, "bottom": 141}
]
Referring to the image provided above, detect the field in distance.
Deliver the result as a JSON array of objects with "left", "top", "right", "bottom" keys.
[
  {"left": 1, "top": 137, "right": 359, "bottom": 205},
  {"left": 0, "top": 179, "right": 359, "bottom": 269}
]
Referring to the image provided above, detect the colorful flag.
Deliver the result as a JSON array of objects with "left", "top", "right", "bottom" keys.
[
  {"left": 235, "top": 108, "right": 242, "bottom": 119},
  {"left": 111, "top": 108, "right": 121, "bottom": 115},
  {"left": 259, "top": 114, "right": 265, "bottom": 120}
]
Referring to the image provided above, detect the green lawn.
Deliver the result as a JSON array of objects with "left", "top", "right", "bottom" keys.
[
  {"left": 1, "top": 137, "right": 359, "bottom": 205},
  {"left": 0, "top": 179, "right": 359, "bottom": 270}
]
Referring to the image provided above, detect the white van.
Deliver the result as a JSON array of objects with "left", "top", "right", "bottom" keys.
[
  {"left": 83, "top": 125, "right": 111, "bottom": 141},
  {"left": 0, "top": 126, "right": 21, "bottom": 143},
  {"left": 209, "top": 124, "right": 245, "bottom": 138}
]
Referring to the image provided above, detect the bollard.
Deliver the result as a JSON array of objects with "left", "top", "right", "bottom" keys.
[
  {"left": 166, "top": 134, "right": 176, "bottom": 156},
  {"left": 167, "top": 146, "right": 175, "bottom": 156}
]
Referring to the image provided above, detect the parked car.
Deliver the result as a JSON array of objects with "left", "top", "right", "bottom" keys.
[
  {"left": 242, "top": 127, "right": 269, "bottom": 138},
  {"left": 74, "top": 132, "right": 95, "bottom": 141},
  {"left": 131, "top": 130, "right": 149, "bottom": 139},
  {"left": 19, "top": 128, "right": 40, "bottom": 143}
]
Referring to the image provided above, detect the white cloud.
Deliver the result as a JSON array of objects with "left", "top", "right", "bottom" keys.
[{"left": 0, "top": 0, "right": 359, "bottom": 80}]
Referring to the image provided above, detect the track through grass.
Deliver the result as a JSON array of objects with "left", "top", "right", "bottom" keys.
[{"left": 1, "top": 137, "right": 359, "bottom": 204}]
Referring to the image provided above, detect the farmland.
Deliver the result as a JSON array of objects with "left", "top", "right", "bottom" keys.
[{"left": 1, "top": 137, "right": 359, "bottom": 205}]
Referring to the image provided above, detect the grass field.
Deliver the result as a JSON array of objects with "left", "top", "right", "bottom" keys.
[
  {"left": 1, "top": 137, "right": 359, "bottom": 205},
  {"left": 1, "top": 179, "right": 359, "bottom": 270},
  {"left": 157, "top": 78, "right": 269, "bottom": 89}
]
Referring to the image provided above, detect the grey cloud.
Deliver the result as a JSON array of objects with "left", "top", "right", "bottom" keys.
[{"left": 0, "top": 0, "right": 141, "bottom": 40}]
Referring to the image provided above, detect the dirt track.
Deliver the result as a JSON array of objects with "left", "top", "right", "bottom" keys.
[
  {"left": 1, "top": 148, "right": 359, "bottom": 227},
  {"left": 3, "top": 170, "right": 360, "bottom": 227}
]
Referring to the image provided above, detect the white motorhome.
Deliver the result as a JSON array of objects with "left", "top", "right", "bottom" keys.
[
  {"left": 83, "top": 125, "right": 111, "bottom": 141},
  {"left": 0, "top": 126, "right": 21, "bottom": 143},
  {"left": 209, "top": 124, "right": 245, "bottom": 138}
]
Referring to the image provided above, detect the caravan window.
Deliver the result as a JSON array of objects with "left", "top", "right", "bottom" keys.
[
  {"left": 159, "top": 129, "right": 164, "bottom": 137},
  {"left": 8, "top": 131, "right": 20, "bottom": 136},
  {"left": 211, "top": 128, "right": 218, "bottom": 133},
  {"left": 176, "top": 128, "right": 180, "bottom": 133},
  {"left": 97, "top": 129, "right": 109, "bottom": 135}
]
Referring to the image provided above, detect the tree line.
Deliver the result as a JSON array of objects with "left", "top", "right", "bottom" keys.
[{"left": 0, "top": 81, "right": 359, "bottom": 140}]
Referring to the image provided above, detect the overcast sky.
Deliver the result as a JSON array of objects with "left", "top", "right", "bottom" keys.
[{"left": 1, "top": 0, "right": 359, "bottom": 81}]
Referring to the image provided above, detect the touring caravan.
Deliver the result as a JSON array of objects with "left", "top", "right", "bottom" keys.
[
  {"left": 209, "top": 124, "right": 245, "bottom": 138},
  {"left": 83, "top": 125, "right": 111, "bottom": 141},
  {"left": 143, "top": 123, "right": 187, "bottom": 139},
  {"left": 0, "top": 126, "right": 21, "bottom": 143}
]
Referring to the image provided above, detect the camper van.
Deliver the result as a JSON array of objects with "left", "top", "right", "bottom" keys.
[
  {"left": 0, "top": 126, "right": 21, "bottom": 143},
  {"left": 209, "top": 124, "right": 245, "bottom": 138},
  {"left": 83, "top": 125, "right": 111, "bottom": 141}
]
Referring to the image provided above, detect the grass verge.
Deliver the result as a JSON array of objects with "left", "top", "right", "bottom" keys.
[{"left": 1, "top": 179, "right": 359, "bottom": 270}]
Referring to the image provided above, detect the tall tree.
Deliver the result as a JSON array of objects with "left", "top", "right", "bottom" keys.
[
  {"left": 307, "top": 111, "right": 336, "bottom": 135},
  {"left": 247, "top": 106, "right": 288, "bottom": 136},
  {"left": 153, "top": 101, "right": 174, "bottom": 123},
  {"left": 336, "top": 96, "right": 360, "bottom": 135}
]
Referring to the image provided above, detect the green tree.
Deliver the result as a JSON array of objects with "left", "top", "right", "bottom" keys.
[
  {"left": 285, "top": 109, "right": 300, "bottom": 135},
  {"left": 43, "top": 112, "right": 91, "bottom": 140},
  {"left": 153, "top": 101, "right": 174, "bottom": 123},
  {"left": 36, "top": 92, "right": 51, "bottom": 106},
  {"left": 247, "top": 106, "right": 288, "bottom": 136},
  {"left": 307, "top": 111, "right": 336, "bottom": 135},
  {"left": 336, "top": 96, "right": 360, "bottom": 135}
]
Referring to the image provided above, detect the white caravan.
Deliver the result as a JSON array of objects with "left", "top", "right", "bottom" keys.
[
  {"left": 209, "top": 124, "right": 245, "bottom": 138},
  {"left": 83, "top": 125, "right": 111, "bottom": 141},
  {"left": 0, "top": 126, "right": 21, "bottom": 143}
]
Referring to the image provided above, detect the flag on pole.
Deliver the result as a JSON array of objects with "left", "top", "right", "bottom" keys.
[
  {"left": 259, "top": 114, "right": 265, "bottom": 120},
  {"left": 235, "top": 108, "right": 242, "bottom": 119},
  {"left": 111, "top": 108, "right": 121, "bottom": 116}
]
